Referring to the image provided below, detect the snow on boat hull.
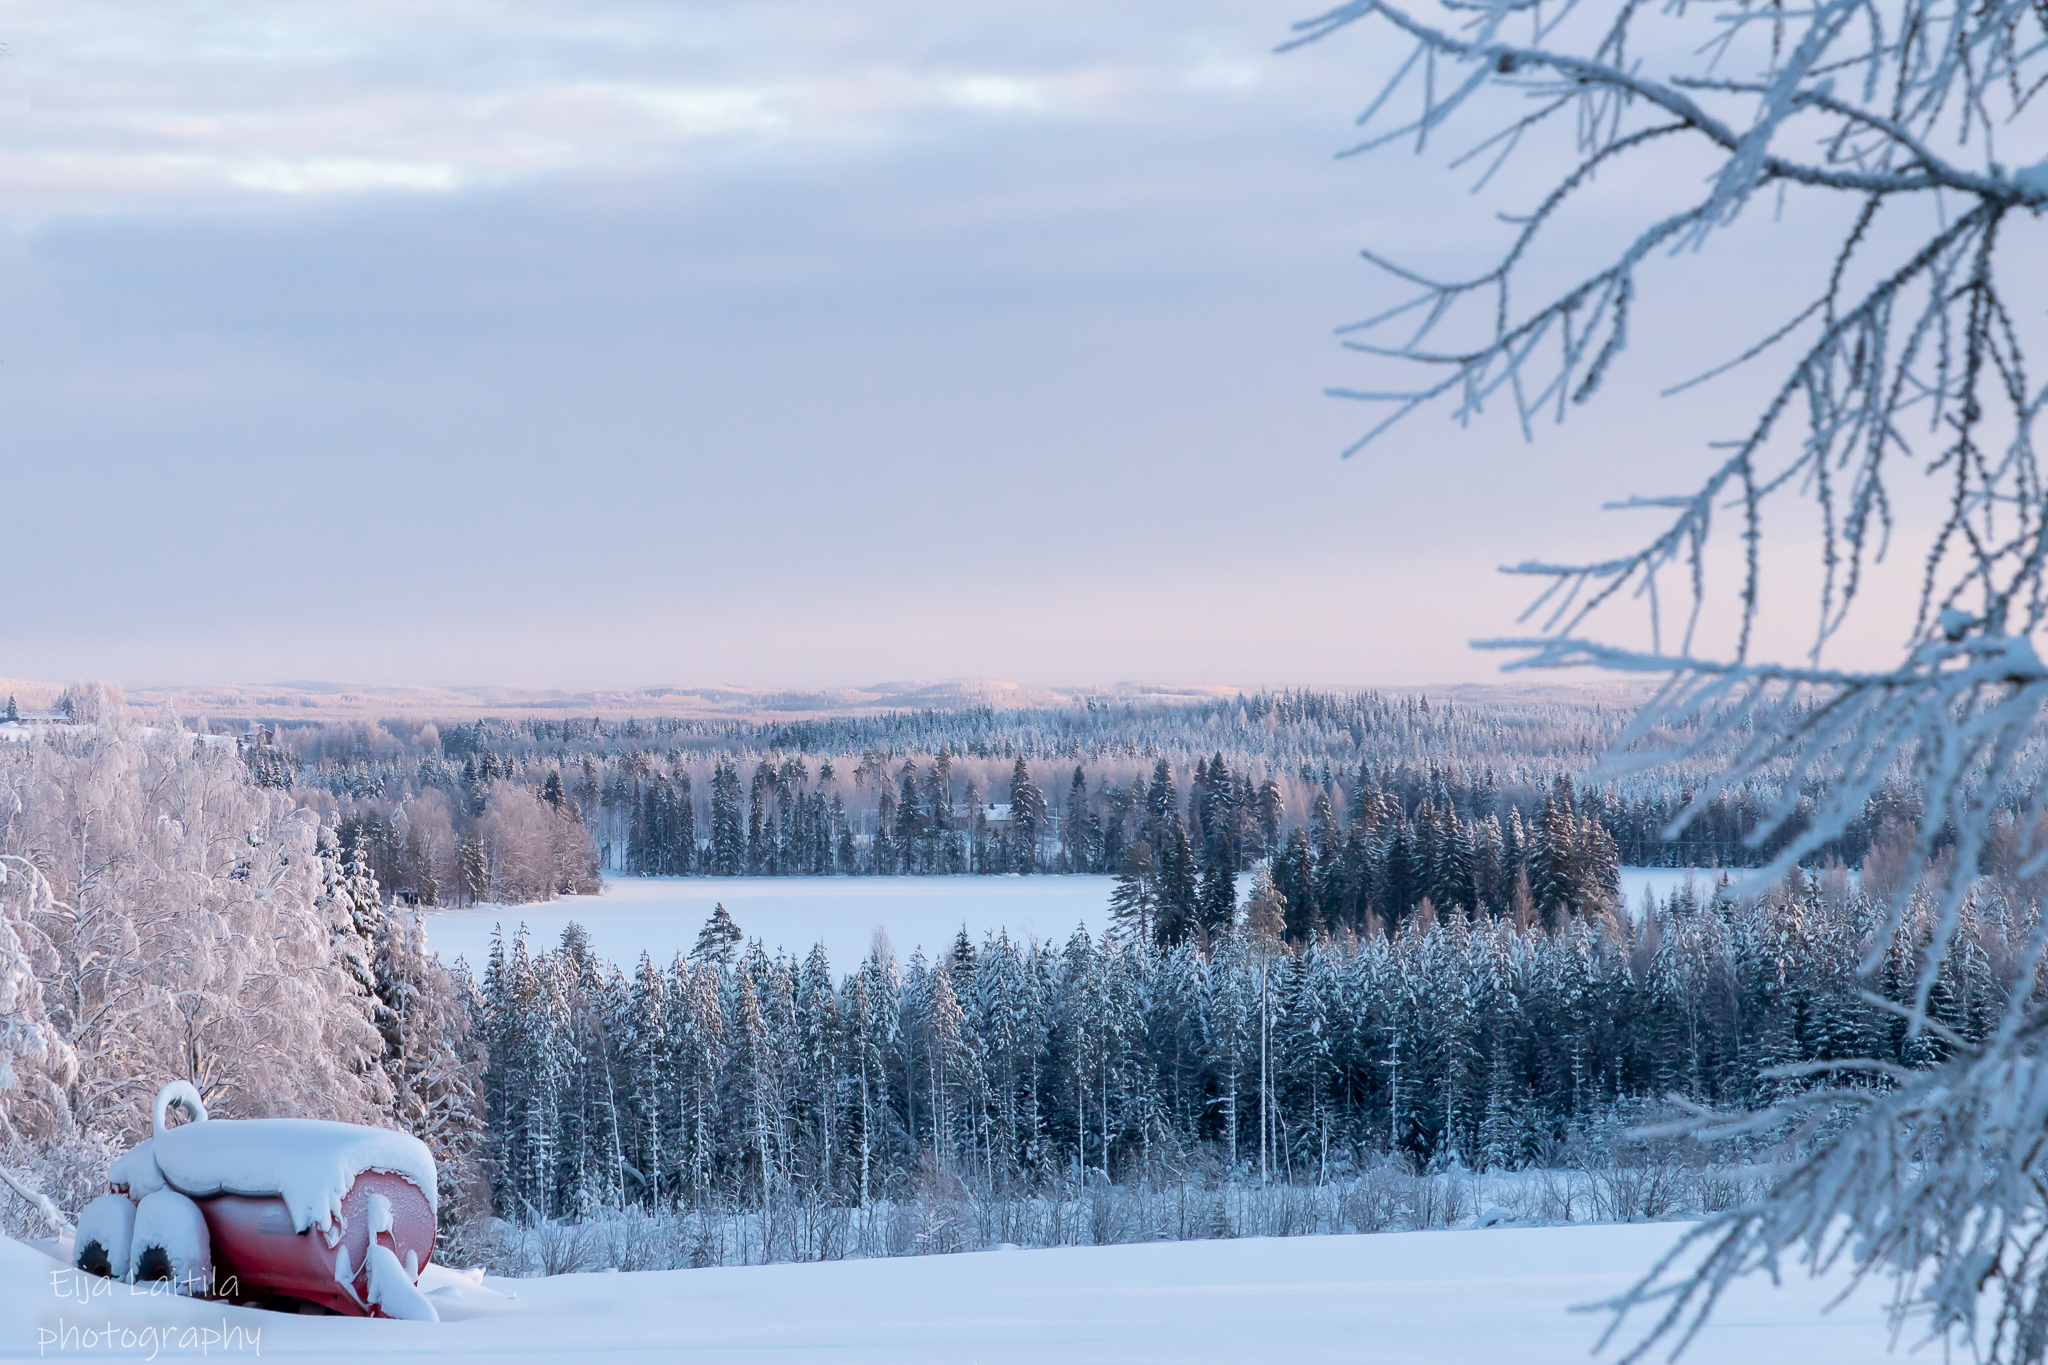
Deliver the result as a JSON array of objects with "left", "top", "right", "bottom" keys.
[{"left": 201, "top": 1171, "right": 436, "bottom": 1317}]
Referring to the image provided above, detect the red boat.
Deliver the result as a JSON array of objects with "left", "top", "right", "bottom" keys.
[{"left": 88, "top": 1081, "right": 440, "bottom": 1319}]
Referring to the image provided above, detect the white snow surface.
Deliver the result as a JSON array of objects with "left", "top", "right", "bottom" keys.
[
  {"left": 1619, "top": 866, "right": 1724, "bottom": 912},
  {"left": 125, "top": 1191, "right": 210, "bottom": 1291},
  {"left": 107, "top": 1139, "right": 165, "bottom": 1200},
  {"left": 71, "top": 1196, "right": 133, "bottom": 1276},
  {"left": 423, "top": 874, "right": 1117, "bottom": 972},
  {"left": 4, "top": 1221, "right": 1898, "bottom": 1362},
  {"left": 140, "top": 1118, "right": 437, "bottom": 1233},
  {"left": 363, "top": 1242, "right": 437, "bottom": 1322}
]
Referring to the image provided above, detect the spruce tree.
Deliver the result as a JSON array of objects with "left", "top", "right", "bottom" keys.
[
  {"left": 710, "top": 762, "right": 745, "bottom": 875},
  {"left": 1107, "top": 841, "right": 1159, "bottom": 946},
  {"left": 1061, "top": 766, "right": 1093, "bottom": 872},
  {"left": 1008, "top": 759, "right": 1047, "bottom": 874},
  {"left": 1199, "top": 835, "right": 1238, "bottom": 939},
  {"left": 1155, "top": 821, "right": 1199, "bottom": 946},
  {"left": 1145, "top": 759, "right": 1177, "bottom": 848}
]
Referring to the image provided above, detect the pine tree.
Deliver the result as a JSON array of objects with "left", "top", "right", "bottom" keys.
[{"left": 690, "top": 903, "right": 743, "bottom": 968}]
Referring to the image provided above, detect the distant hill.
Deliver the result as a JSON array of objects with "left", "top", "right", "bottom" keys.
[{"left": 101, "top": 677, "right": 1653, "bottom": 725}]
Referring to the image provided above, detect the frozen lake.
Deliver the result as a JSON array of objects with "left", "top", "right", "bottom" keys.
[
  {"left": 1619, "top": 865, "right": 1725, "bottom": 912},
  {"left": 420, "top": 867, "right": 1731, "bottom": 974},
  {"left": 421, "top": 874, "right": 1117, "bottom": 974}
]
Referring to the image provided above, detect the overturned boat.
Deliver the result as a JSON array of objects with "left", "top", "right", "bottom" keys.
[{"left": 76, "top": 1080, "right": 439, "bottom": 1320}]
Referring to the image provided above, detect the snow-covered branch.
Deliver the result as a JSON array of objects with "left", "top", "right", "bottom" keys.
[{"left": 1296, "top": 0, "right": 2048, "bottom": 1355}]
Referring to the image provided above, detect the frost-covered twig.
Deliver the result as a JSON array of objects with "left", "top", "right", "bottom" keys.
[
  {"left": 0, "top": 1163, "right": 73, "bottom": 1237},
  {"left": 1594, "top": 941, "right": 2048, "bottom": 1363},
  {"left": 1295, "top": 0, "right": 2048, "bottom": 1356},
  {"left": 1300, "top": 0, "right": 2048, "bottom": 665}
]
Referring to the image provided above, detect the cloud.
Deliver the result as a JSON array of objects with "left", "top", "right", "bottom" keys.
[
  {"left": 0, "top": 0, "right": 1978, "bottom": 689},
  {"left": 0, "top": 0, "right": 1322, "bottom": 214}
]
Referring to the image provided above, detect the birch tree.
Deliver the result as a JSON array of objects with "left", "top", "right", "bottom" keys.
[{"left": 1289, "top": 0, "right": 2048, "bottom": 1353}]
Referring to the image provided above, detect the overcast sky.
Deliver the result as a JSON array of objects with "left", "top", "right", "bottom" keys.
[{"left": 0, "top": 0, "right": 1993, "bottom": 690}]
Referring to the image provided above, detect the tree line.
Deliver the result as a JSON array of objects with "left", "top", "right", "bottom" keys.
[
  {"left": 231, "top": 688, "right": 1928, "bottom": 908},
  {"left": 475, "top": 869, "right": 2032, "bottom": 1224}
]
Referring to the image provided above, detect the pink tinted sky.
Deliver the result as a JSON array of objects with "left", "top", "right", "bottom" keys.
[{"left": 0, "top": 0, "right": 2014, "bottom": 690}]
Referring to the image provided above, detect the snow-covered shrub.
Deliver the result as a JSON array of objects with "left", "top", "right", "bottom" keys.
[
  {"left": 1336, "top": 1159, "right": 1407, "bottom": 1233},
  {"left": 1502, "top": 1168, "right": 1580, "bottom": 1227},
  {"left": 1583, "top": 1154, "right": 1690, "bottom": 1226},
  {"left": 593, "top": 1207, "right": 683, "bottom": 1273}
]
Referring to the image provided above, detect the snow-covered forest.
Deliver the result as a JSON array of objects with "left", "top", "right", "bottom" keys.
[
  {"left": 471, "top": 865, "right": 2033, "bottom": 1240},
  {"left": 239, "top": 688, "right": 1936, "bottom": 918},
  {"left": 0, "top": 689, "right": 483, "bottom": 1243},
  {"left": 3, "top": 683, "right": 2040, "bottom": 1291}
]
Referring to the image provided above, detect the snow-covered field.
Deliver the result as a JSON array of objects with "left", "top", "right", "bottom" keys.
[
  {"left": 422, "top": 874, "right": 1117, "bottom": 972},
  {"left": 0, "top": 1222, "right": 1893, "bottom": 1363}
]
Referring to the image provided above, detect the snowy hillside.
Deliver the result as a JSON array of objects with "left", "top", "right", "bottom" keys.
[{"left": 2, "top": 1221, "right": 1893, "bottom": 1363}]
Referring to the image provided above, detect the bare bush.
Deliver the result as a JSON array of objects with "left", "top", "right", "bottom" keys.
[
  {"left": 593, "top": 1208, "right": 679, "bottom": 1273},
  {"left": 1408, "top": 1170, "right": 1470, "bottom": 1230},
  {"left": 1585, "top": 1153, "right": 1690, "bottom": 1226},
  {"left": 525, "top": 1219, "right": 596, "bottom": 1277},
  {"left": 1338, "top": 1160, "right": 1408, "bottom": 1233}
]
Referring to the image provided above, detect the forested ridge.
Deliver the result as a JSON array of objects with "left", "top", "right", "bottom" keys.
[{"left": 231, "top": 688, "right": 1937, "bottom": 917}]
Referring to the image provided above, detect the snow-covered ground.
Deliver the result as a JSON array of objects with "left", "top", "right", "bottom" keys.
[
  {"left": 424, "top": 868, "right": 1736, "bottom": 973},
  {"left": 0, "top": 1222, "right": 1893, "bottom": 1363},
  {"left": 421, "top": 874, "right": 1117, "bottom": 972}
]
